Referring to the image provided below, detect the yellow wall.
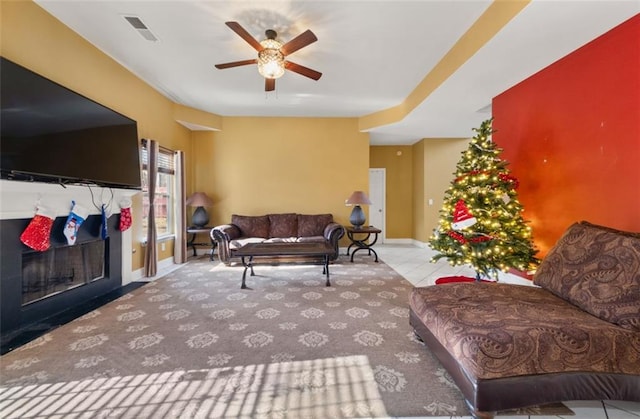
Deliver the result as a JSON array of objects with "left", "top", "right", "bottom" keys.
[
  {"left": 192, "top": 117, "right": 369, "bottom": 232},
  {"left": 412, "top": 141, "right": 426, "bottom": 241},
  {"left": 2, "top": 1, "right": 193, "bottom": 270},
  {"left": 369, "top": 146, "right": 413, "bottom": 238},
  {"left": 369, "top": 140, "right": 468, "bottom": 243},
  {"left": 421, "top": 138, "right": 470, "bottom": 240}
]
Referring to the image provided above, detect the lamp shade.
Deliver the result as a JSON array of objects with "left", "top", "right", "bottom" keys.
[
  {"left": 186, "top": 192, "right": 213, "bottom": 207},
  {"left": 346, "top": 191, "right": 372, "bottom": 206}
]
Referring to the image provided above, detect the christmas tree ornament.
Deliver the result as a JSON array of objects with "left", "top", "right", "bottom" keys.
[
  {"left": 20, "top": 205, "right": 56, "bottom": 252},
  {"left": 451, "top": 199, "right": 477, "bottom": 230},
  {"left": 63, "top": 201, "right": 90, "bottom": 246},
  {"left": 119, "top": 198, "right": 132, "bottom": 232}
]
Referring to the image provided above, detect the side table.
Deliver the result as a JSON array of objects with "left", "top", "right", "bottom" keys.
[
  {"left": 187, "top": 226, "right": 217, "bottom": 261},
  {"left": 345, "top": 226, "right": 382, "bottom": 262}
]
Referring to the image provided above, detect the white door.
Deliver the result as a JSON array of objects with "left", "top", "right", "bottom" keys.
[{"left": 369, "top": 168, "right": 385, "bottom": 242}]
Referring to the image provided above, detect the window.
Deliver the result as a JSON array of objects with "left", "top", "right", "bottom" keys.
[{"left": 141, "top": 142, "right": 175, "bottom": 238}]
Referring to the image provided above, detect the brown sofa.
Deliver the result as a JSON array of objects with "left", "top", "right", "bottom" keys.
[
  {"left": 211, "top": 213, "right": 345, "bottom": 265},
  {"left": 409, "top": 221, "right": 640, "bottom": 418}
]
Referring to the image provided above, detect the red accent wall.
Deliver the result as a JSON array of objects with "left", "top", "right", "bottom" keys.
[{"left": 493, "top": 14, "right": 640, "bottom": 257}]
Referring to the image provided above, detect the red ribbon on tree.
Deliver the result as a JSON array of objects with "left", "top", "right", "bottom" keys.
[
  {"left": 447, "top": 230, "right": 492, "bottom": 244},
  {"left": 469, "top": 235, "right": 492, "bottom": 243},
  {"left": 498, "top": 173, "right": 519, "bottom": 189},
  {"left": 447, "top": 230, "right": 467, "bottom": 244}
]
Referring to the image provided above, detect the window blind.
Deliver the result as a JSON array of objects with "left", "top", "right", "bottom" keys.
[{"left": 140, "top": 139, "right": 175, "bottom": 174}]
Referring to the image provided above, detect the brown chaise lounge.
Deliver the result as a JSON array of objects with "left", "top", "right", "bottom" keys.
[{"left": 409, "top": 221, "right": 640, "bottom": 418}]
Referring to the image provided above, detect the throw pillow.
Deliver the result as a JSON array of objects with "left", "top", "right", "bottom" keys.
[
  {"left": 268, "top": 213, "right": 298, "bottom": 238},
  {"left": 231, "top": 214, "right": 269, "bottom": 238},
  {"left": 533, "top": 221, "right": 640, "bottom": 332},
  {"left": 297, "top": 214, "right": 333, "bottom": 237}
]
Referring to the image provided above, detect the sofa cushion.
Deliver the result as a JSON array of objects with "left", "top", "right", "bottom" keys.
[
  {"left": 533, "top": 221, "right": 640, "bottom": 332},
  {"left": 410, "top": 283, "right": 640, "bottom": 380},
  {"left": 268, "top": 213, "right": 298, "bottom": 238},
  {"left": 229, "top": 237, "right": 265, "bottom": 250},
  {"left": 297, "top": 236, "right": 326, "bottom": 243},
  {"left": 231, "top": 214, "right": 270, "bottom": 238},
  {"left": 297, "top": 214, "right": 333, "bottom": 237},
  {"left": 263, "top": 237, "right": 297, "bottom": 243}
]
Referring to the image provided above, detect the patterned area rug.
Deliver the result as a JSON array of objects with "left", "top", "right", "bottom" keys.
[{"left": 0, "top": 257, "right": 571, "bottom": 418}]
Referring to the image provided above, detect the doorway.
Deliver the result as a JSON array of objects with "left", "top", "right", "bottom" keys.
[{"left": 369, "top": 168, "right": 386, "bottom": 242}]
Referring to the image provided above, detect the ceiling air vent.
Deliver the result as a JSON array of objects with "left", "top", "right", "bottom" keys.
[{"left": 124, "top": 16, "right": 158, "bottom": 42}]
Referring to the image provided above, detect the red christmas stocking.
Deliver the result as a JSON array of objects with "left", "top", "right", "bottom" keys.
[
  {"left": 20, "top": 205, "right": 56, "bottom": 251},
  {"left": 119, "top": 198, "right": 132, "bottom": 232}
]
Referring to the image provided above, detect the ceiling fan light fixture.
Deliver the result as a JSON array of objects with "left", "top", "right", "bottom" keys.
[
  {"left": 216, "top": 22, "right": 321, "bottom": 91},
  {"left": 258, "top": 39, "right": 285, "bottom": 79}
]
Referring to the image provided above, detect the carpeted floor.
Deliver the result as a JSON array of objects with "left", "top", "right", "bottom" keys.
[{"left": 0, "top": 257, "right": 571, "bottom": 418}]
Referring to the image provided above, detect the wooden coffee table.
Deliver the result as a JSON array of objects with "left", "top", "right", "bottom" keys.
[{"left": 234, "top": 242, "right": 335, "bottom": 289}]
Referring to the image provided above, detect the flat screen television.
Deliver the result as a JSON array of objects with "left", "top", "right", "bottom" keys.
[{"left": 1, "top": 57, "right": 142, "bottom": 190}]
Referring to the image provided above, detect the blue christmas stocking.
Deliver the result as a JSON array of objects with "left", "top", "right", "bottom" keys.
[{"left": 63, "top": 201, "right": 90, "bottom": 245}]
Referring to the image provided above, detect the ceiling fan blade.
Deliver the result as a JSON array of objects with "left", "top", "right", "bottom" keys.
[
  {"left": 215, "top": 59, "right": 257, "bottom": 69},
  {"left": 225, "top": 21, "right": 263, "bottom": 51},
  {"left": 265, "top": 78, "right": 275, "bottom": 92},
  {"left": 284, "top": 61, "right": 322, "bottom": 81},
  {"left": 280, "top": 30, "right": 317, "bottom": 56}
]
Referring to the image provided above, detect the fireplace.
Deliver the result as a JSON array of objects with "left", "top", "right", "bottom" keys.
[
  {"left": 0, "top": 180, "right": 136, "bottom": 344},
  {"left": 1, "top": 214, "right": 122, "bottom": 337},
  {"left": 22, "top": 239, "right": 106, "bottom": 305}
]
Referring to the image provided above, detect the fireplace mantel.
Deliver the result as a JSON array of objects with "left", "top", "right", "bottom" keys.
[
  {"left": 0, "top": 179, "right": 138, "bottom": 285},
  {"left": 0, "top": 179, "right": 138, "bottom": 219}
]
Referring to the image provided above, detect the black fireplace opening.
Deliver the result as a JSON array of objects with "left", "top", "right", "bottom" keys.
[
  {"left": 22, "top": 239, "right": 106, "bottom": 305},
  {"left": 1, "top": 214, "right": 123, "bottom": 343}
]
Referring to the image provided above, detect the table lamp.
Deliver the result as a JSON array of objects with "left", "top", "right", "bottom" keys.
[
  {"left": 346, "top": 190, "right": 372, "bottom": 229},
  {"left": 186, "top": 192, "right": 213, "bottom": 227}
]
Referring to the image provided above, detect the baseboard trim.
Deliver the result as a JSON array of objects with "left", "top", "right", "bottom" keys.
[
  {"left": 382, "top": 238, "right": 431, "bottom": 249},
  {"left": 131, "top": 256, "right": 179, "bottom": 282},
  {"left": 382, "top": 238, "right": 414, "bottom": 245}
]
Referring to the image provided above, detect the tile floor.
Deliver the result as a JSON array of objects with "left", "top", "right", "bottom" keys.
[{"left": 373, "top": 243, "right": 640, "bottom": 419}]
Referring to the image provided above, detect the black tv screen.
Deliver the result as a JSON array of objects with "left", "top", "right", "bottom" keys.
[{"left": 1, "top": 57, "right": 142, "bottom": 189}]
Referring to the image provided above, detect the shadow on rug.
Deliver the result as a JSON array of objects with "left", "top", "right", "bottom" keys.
[{"left": 0, "top": 257, "right": 572, "bottom": 418}]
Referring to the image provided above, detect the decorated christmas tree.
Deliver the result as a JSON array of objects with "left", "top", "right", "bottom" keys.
[{"left": 429, "top": 119, "right": 538, "bottom": 280}]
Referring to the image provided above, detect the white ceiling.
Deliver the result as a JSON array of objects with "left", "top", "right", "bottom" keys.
[{"left": 35, "top": 1, "right": 639, "bottom": 145}]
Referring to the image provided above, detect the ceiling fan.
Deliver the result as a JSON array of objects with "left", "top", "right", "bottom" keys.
[{"left": 215, "top": 21, "right": 322, "bottom": 92}]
